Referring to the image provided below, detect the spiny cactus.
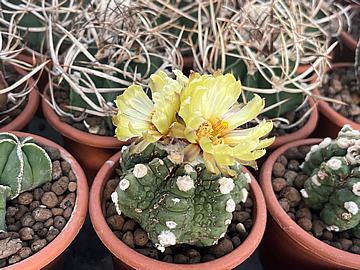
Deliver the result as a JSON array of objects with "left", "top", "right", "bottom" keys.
[
  {"left": 300, "top": 125, "right": 360, "bottom": 237},
  {"left": 0, "top": 132, "right": 52, "bottom": 232},
  {"left": 112, "top": 142, "right": 251, "bottom": 251}
]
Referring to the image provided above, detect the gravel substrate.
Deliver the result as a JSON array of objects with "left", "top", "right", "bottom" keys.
[
  {"left": 103, "top": 171, "right": 254, "bottom": 264},
  {"left": 0, "top": 141, "right": 77, "bottom": 267},
  {"left": 317, "top": 66, "right": 360, "bottom": 123},
  {"left": 271, "top": 144, "right": 360, "bottom": 255}
]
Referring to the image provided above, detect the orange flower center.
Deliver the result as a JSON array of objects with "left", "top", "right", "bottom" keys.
[{"left": 196, "top": 119, "right": 228, "bottom": 145}]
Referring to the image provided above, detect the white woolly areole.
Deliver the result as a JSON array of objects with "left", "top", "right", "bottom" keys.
[
  {"left": 133, "top": 164, "right": 148, "bottom": 178},
  {"left": 176, "top": 175, "right": 195, "bottom": 192},
  {"left": 219, "top": 232, "right": 226, "bottom": 239},
  {"left": 245, "top": 173, "right": 252, "bottom": 183},
  {"left": 337, "top": 138, "right": 350, "bottom": 149},
  {"left": 305, "top": 152, "right": 311, "bottom": 162},
  {"left": 327, "top": 158, "right": 342, "bottom": 170},
  {"left": 156, "top": 140, "right": 185, "bottom": 164},
  {"left": 172, "top": 198, "right": 180, "bottom": 203},
  {"left": 344, "top": 201, "right": 359, "bottom": 215},
  {"left": 225, "top": 219, "right": 232, "bottom": 225},
  {"left": 154, "top": 243, "right": 165, "bottom": 253},
  {"left": 241, "top": 188, "right": 249, "bottom": 203},
  {"left": 184, "top": 164, "right": 194, "bottom": 173},
  {"left": 226, "top": 199, "right": 236, "bottom": 212},
  {"left": 300, "top": 189, "right": 309, "bottom": 198},
  {"left": 352, "top": 182, "right": 360, "bottom": 196},
  {"left": 339, "top": 125, "right": 360, "bottom": 137},
  {"left": 119, "top": 179, "right": 130, "bottom": 191},
  {"left": 310, "top": 145, "right": 320, "bottom": 153},
  {"left": 326, "top": 225, "right": 340, "bottom": 232},
  {"left": 346, "top": 145, "right": 360, "bottom": 165},
  {"left": 158, "top": 230, "right": 176, "bottom": 247},
  {"left": 111, "top": 192, "right": 121, "bottom": 215},
  {"left": 317, "top": 170, "right": 326, "bottom": 180},
  {"left": 159, "top": 159, "right": 164, "bottom": 165},
  {"left": 166, "top": 221, "right": 178, "bottom": 229},
  {"left": 311, "top": 175, "right": 321, "bottom": 186},
  {"left": 319, "top": 137, "right": 332, "bottom": 148},
  {"left": 218, "top": 177, "right": 235, "bottom": 194}
]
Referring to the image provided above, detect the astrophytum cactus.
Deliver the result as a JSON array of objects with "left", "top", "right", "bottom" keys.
[
  {"left": 0, "top": 132, "right": 52, "bottom": 232},
  {"left": 112, "top": 142, "right": 251, "bottom": 251},
  {"left": 300, "top": 125, "right": 360, "bottom": 237}
]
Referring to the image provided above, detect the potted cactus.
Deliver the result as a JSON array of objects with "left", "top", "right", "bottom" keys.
[
  {"left": 0, "top": 26, "right": 47, "bottom": 132},
  {"left": 189, "top": 0, "right": 354, "bottom": 148},
  {"left": 89, "top": 69, "right": 273, "bottom": 269},
  {"left": 42, "top": 1, "right": 183, "bottom": 184},
  {"left": 259, "top": 124, "right": 360, "bottom": 270},
  {"left": 313, "top": 38, "right": 360, "bottom": 138},
  {"left": 0, "top": 131, "right": 88, "bottom": 269}
]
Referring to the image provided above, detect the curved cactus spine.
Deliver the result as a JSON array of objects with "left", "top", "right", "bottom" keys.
[
  {"left": 0, "top": 132, "right": 52, "bottom": 232},
  {"left": 300, "top": 125, "right": 360, "bottom": 233},
  {"left": 112, "top": 142, "right": 250, "bottom": 251}
]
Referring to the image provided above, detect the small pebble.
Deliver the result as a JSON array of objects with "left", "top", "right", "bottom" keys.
[
  {"left": 134, "top": 228, "right": 148, "bottom": 246},
  {"left": 122, "top": 219, "right": 137, "bottom": 232},
  {"left": 107, "top": 215, "right": 125, "bottom": 231},
  {"left": 41, "top": 192, "right": 59, "bottom": 208},
  {"left": 122, "top": 231, "right": 135, "bottom": 248}
]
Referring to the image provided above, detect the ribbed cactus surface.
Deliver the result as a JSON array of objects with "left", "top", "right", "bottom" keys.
[
  {"left": 112, "top": 142, "right": 250, "bottom": 251},
  {"left": 0, "top": 133, "right": 52, "bottom": 232},
  {"left": 300, "top": 125, "right": 360, "bottom": 236}
]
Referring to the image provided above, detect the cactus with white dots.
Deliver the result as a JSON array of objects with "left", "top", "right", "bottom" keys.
[
  {"left": 111, "top": 142, "right": 250, "bottom": 251},
  {"left": 0, "top": 132, "right": 52, "bottom": 232},
  {"left": 300, "top": 125, "right": 360, "bottom": 236}
]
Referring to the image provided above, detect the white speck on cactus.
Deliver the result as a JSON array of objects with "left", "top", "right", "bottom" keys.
[
  {"left": 111, "top": 192, "right": 121, "bottom": 215},
  {"left": 119, "top": 179, "right": 130, "bottom": 191},
  {"left": 319, "top": 137, "right": 332, "bottom": 148},
  {"left": 184, "top": 164, "right": 194, "bottom": 173},
  {"left": 327, "top": 158, "right": 342, "bottom": 170},
  {"left": 352, "top": 182, "right": 360, "bottom": 196},
  {"left": 218, "top": 177, "right": 235, "bottom": 194},
  {"left": 133, "top": 164, "right": 148, "bottom": 178},
  {"left": 135, "top": 208, "right": 143, "bottom": 213},
  {"left": 344, "top": 201, "right": 359, "bottom": 215},
  {"left": 172, "top": 198, "right": 180, "bottom": 203},
  {"left": 219, "top": 232, "right": 226, "bottom": 239},
  {"left": 225, "top": 219, "right": 231, "bottom": 225},
  {"left": 154, "top": 243, "right": 165, "bottom": 252},
  {"left": 311, "top": 175, "right": 321, "bottom": 186},
  {"left": 240, "top": 188, "right": 248, "bottom": 203},
  {"left": 317, "top": 170, "right": 326, "bottom": 180},
  {"left": 346, "top": 145, "right": 360, "bottom": 165},
  {"left": 168, "top": 151, "right": 183, "bottom": 164},
  {"left": 326, "top": 225, "right": 339, "bottom": 232},
  {"left": 310, "top": 145, "right": 319, "bottom": 153},
  {"left": 176, "top": 175, "right": 195, "bottom": 192},
  {"left": 305, "top": 152, "right": 311, "bottom": 162},
  {"left": 299, "top": 163, "right": 304, "bottom": 170},
  {"left": 337, "top": 138, "right": 350, "bottom": 149},
  {"left": 300, "top": 189, "right": 309, "bottom": 198},
  {"left": 226, "top": 199, "right": 236, "bottom": 212},
  {"left": 159, "top": 159, "right": 164, "bottom": 165},
  {"left": 166, "top": 221, "right": 178, "bottom": 229},
  {"left": 245, "top": 173, "right": 252, "bottom": 183},
  {"left": 158, "top": 230, "right": 176, "bottom": 247}
]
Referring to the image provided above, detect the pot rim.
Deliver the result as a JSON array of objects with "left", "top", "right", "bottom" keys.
[
  {"left": 89, "top": 151, "right": 267, "bottom": 270},
  {"left": 260, "top": 138, "right": 360, "bottom": 268},
  {"left": 41, "top": 83, "right": 127, "bottom": 149},
  {"left": 313, "top": 62, "right": 360, "bottom": 131},
  {"left": 0, "top": 66, "right": 40, "bottom": 132},
  {"left": 5, "top": 131, "right": 89, "bottom": 270}
]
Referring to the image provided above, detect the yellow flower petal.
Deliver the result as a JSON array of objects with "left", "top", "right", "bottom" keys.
[
  {"left": 183, "top": 144, "right": 201, "bottom": 163},
  {"left": 170, "top": 122, "right": 186, "bottom": 138},
  {"left": 203, "top": 152, "right": 219, "bottom": 175},
  {"left": 256, "top": 137, "right": 275, "bottom": 149}
]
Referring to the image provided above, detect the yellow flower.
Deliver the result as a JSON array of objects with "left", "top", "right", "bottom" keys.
[
  {"left": 173, "top": 71, "right": 274, "bottom": 177},
  {"left": 113, "top": 70, "right": 187, "bottom": 152}
]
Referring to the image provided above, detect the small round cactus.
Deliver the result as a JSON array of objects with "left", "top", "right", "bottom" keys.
[
  {"left": 300, "top": 125, "right": 360, "bottom": 237},
  {"left": 112, "top": 141, "right": 250, "bottom": 251},
  {"left": 0, "top": 133, "right": 52, "bottom": 232}
]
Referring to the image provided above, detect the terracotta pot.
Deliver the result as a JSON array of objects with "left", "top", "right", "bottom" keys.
[
  {"left": 41, "top": 84, "right": 130, "bottom": 186},
  {"left": 6, "top": 131, "right": 88, "bottom": 270},
  {"left": 312, "top": 62, "right": 359, "bottom": 139},
  {"left": 259, "top": 138, "right": 360, "bottom": 270},
  {"left": 89, "top": 151, "right": 267, "bottom": 270},
  {"left": 0, "top": 66, "right": 40, "bottom": 132}
]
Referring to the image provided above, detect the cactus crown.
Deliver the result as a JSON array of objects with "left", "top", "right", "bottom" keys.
[
  {"left": 300, "top": 125, "right": 360, "bottom": 237},
  {"left": 112, "top": 142, "right": 251, "bottom": 250},
  {"left": 0, "top": 132, "right": 52, "bottom": 232}
]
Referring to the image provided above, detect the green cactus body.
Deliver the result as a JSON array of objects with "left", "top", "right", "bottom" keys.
[
  {"left": 0, "top": 132, "right": 52, "bottom": 232},
  {"left": 300, "top": 125, "right": 360, "bottom": 233},
  {"left": 112, "top": 142, "right": 250, "bottom": 250}
]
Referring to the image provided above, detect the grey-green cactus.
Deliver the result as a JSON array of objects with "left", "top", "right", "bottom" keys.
[
  {"left": 0, "top": 132, "right": 52, "bottom": 232},
  {"left": 111, "top": 142, "right": 251, "bottom": 251},
  {"left": 300, "top": 125, "right": 360, "bottom": 237}
]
